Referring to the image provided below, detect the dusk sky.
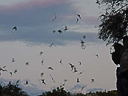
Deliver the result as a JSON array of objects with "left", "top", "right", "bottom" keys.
[{"left": 0, "top": 0, "right": 117, "bottom": 96}]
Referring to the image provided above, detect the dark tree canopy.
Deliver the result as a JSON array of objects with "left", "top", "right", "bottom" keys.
[{"left": 97, "top": 0, "right": 128, "bottom": 44}]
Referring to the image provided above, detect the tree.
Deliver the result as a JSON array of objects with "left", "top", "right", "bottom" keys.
[
  {"left": 96, "top": 0, "right": 128, "bottom": 96},
  {"left": 0, "top": 81, "right": 28, "bottom": 96},
  {"left": 97, "top": 0, "right": 128, "bottom": 44},
  {"left": 38, "top": 86, "right": 71, "bottom": 96}
]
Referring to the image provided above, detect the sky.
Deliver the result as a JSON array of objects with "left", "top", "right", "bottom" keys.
[{"left": 0, "top": 0, "right": 117, "bottom": 96}]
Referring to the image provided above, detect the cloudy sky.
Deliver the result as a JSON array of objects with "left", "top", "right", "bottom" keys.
[{"left": 0, "top": 0, "right": 117, "bottom": 96}]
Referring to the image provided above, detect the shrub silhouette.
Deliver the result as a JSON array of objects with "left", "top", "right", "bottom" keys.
[
  {"left": 38, "top": 86, "right": 118, "bottom": 96},
  {"left": 38, "top": 86, "right": 71, "bottom": 96},
  {"left": 0, "top": 81, "right": 28, "bottom": 96},
  {"left": 85, "top": 90, "right": 118, "bottom": 96},
  {"left": 0, "top": 82, "right": 118, "bottom": 96}
]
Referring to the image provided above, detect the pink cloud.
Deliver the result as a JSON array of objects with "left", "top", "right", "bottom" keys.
[{"left": 0, "top": 0, "right": 67, "bottom": 14}]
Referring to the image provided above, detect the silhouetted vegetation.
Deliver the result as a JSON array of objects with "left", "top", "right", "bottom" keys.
[
  {"left": 97, "top": 0, "right": 128, "bottom": 96},
  {"left": 85, "top": 90, "right": 118, "bottom": 96},
  {"left": 38, "top": 86, "right": 118, "bottom": 96},
  {"left": 0, "top": 82, "right": 118, "bottom": 96},
  {"left": 0, "top": 82, "right": 28, "bottom": 96},
  {"left": 97, "top": 0, "right": 128, "bottom": 44},
  {"left": 38, "top": 87, "right": 71, "bottom": 96}
]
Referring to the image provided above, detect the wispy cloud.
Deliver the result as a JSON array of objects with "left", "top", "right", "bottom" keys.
[
  {"left": 68, "top": 84, "right": 87, "bottom": 93},
  {"left": 86, "top": 88, "right": 103, "bottom": 93},
  {"left": 0, "top": 30, "right": 102, "bottom": 45},
  {"left": 0, "top": 0, "right": 70, "bottom": 14}
]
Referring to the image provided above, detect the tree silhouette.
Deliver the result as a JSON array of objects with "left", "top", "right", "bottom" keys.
[
  {"left": 97, "top": 0, "right": 128, "bottom": 96},
  {"left": 38, "top": 86, "right": 71, "bottom": 96},
  {"left": 38, "top": 86, "right": 118, "bottom": 96},
  {"left": 0, "top": 82, "right": 118, "bottom": 96},
  {"left": 0, "top": 81, "right": 28, "bottom": 96},
  {"left": 97, "top": 0, "right": 128, "bottom": 44}
]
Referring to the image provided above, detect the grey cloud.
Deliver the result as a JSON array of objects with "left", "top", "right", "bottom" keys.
[
  {"left": 0, "top": 1, "right": 75, "bottom": 27},
  {"left": 0, "top": 1, "right": 101, "bottom": 46},
  {"left": 0, "top": 28, "right": 103, "bottom": 45}
]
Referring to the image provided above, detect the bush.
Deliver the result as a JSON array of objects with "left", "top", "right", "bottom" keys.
[
  {"left": 0, "top": 82, "right": 118, "bottom": 96},
  {"left": 38, "top": 86, "right": 71, "bottom": 96},
  {"left": 0, "top": 81, "right": 28, "bottom": 96},
  {"left": 38, "top": 86, "right": 118, "bottom": 96}
]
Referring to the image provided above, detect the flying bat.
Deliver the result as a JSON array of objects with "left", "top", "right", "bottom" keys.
[
  {"left": 48, "top": 67, "right": 54, "bottom": 70},
  {"left": 50, "top": 74, "right": 56, "bottom": 83},
  {"left": 12, "top": 26, "right": 17, "bottom": 31}
]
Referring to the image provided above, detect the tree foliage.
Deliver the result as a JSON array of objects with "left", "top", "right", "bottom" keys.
[
  {"left": 0, "top": 81, "right": 28, "bottom": 96},
  {"left": 38, "top": 86, "right": 118, "bottom": 96},
  {"left": 38, "top": 87, "right": 71, "bottom": 96},
  {"left": 0, "top": 82, "right": 118, "bottom": 96},
  {"left": 97, "top": 0, "right": 128, "bottom": 44}
]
